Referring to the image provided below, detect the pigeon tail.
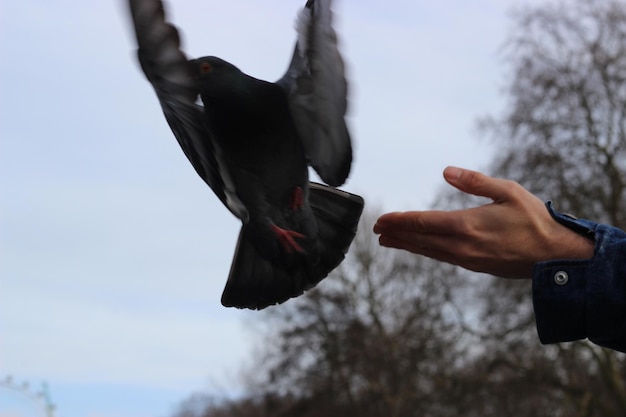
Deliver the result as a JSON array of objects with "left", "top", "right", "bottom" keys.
[{"left": 221, "top": 182, "right": 364, "bottom": 310}]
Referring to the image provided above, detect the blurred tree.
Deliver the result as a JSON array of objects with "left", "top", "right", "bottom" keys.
[
  {"left": 479, "top": 0, "right": 626, "bottom": 228},
  {"left": 251, "top": 213, "right": 469, "bottom": 417},
  {"left": 174, "top": 214, "right": 477, "bottom": 417},
  {"left": 467, "top": 0, "right": 626, "bottom": 415},
  {"left": 0, "top": 376, "right": 56, "bottom": 417},
  {"left": 174, "top": 0, "right": 626, "bottom": 416}
]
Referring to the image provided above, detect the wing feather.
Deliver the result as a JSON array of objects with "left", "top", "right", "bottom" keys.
[
  {"left": 277, "top": 0, "right": 352, "bottom": 187},
  {"left": 128, "top": 0, "right": 247, "bottom": 220}
]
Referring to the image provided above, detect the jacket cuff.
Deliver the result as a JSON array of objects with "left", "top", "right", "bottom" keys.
[
  {"left": 532, "top": 202, "right": 595, "bottom": 344},
  {"left": 532, "top": 202, "right": 626, "bottom": 351},
  {"left": 532, "top": 260, "right": 589, "bottom": 343}
]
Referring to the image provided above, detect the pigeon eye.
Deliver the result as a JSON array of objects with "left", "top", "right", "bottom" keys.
[{"left": 200, "top": 62, "right": 212, "bottom": 73}]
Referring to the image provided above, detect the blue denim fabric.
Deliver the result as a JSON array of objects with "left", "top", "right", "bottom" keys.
[{"left": 532, "top": 202, "right": 626, "bottom": 352}]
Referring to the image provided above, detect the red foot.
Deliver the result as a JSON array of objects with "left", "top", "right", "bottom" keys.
[
  {"left": 270, "top": 224, "right": 305, "bottom": 254},
  {"left": 289, "top": 186, "right": 304, "bottom": 211}
]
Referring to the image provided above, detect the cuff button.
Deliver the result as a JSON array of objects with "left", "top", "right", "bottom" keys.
[{"left": 554, "top": 271, "right": 569, "bottom": 286}]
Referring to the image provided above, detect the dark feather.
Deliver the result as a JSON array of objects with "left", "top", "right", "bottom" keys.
[{"left": 127, "top": 0, "right": 363, "bottom": 309}]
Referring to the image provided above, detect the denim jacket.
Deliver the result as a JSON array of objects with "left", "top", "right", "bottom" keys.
[{"left": 532, "top": 202, "right": 626, "bottom": 352}]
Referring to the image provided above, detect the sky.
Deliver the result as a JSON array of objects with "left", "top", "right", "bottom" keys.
[{"left": 1, "top": 0, "right": 546, "bottom": 416}]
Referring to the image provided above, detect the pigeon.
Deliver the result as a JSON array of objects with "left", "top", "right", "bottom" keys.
[{"left": 126, "top": 0, "right": 364, "bottom": 309}]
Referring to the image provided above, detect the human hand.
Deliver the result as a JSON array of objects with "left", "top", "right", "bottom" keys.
[{"left": 373, "top": 167, "right": 594, "bottom": 278}]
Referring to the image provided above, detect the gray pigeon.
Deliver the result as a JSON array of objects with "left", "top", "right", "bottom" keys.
[{"left": 127, "top": 0, "right": 364, "bottom": 309}]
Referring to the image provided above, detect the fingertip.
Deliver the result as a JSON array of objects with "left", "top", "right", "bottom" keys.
[
  {"left": 374, "top": 211, "right": 403, "bottom": 234},
  {"left": 443, "top": 166, "right": 483, "bottom": 192},
  {"left": 443, "top": 166, "right": 464, "bottom": 183},
  {"left": 375, "top": 211, "right": 401, "bottom": 224},
  {"left": 443, "top": 167, "right": 509, "bottom": 201},
  {"left": 373, "top": 215, "right": 389, "bottom": 234},
  {"left": 377, "top": 235, "right": 392, "bottom": 248}
]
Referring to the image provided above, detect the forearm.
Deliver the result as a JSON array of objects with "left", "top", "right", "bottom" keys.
[{"left": 532, "top": 203, "right": 626, "bottom": 352}]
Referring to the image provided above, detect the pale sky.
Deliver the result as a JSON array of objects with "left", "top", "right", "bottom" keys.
[{"left": 1, "top": 0, "right": 546, "bottom": 416}]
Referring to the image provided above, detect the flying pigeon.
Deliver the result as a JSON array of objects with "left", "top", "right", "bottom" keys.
[{"left": 126, "top": 0, "right": 364, "bottom": 309}]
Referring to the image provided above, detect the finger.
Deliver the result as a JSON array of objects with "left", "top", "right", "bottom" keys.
[
  {"left": 378, "top": 231, "right": 440, "bottom": 253},
  {"left": 378, "top": 234, "right": 471, "bottom": 270},
  {"left": 373, "top": 211, "right": 406, "bottom": 234},
  {"left": 377, "top": 222, "right": 469, "bottom": 252},
  {"left": 443, "top": 166, "right": 516, "bottom": 203},
  {"left": 374, "top": 210, "right": 465, "bottom": 235}
]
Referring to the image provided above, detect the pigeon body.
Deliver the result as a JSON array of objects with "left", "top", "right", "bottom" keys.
[
  {"left": 127, "top": 0, "right": 364, "bottom": 309},
  {"left": 194, "top": 56, "right": 315, "bottom": 264}
]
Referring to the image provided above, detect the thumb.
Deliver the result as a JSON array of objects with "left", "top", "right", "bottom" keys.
[{"left": 443, "top": 166, "right": 512, "bottom": 202}]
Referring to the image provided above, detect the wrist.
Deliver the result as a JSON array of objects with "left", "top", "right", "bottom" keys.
[{"left": 543, "top": 202, "right": 595, "bottom": 261}]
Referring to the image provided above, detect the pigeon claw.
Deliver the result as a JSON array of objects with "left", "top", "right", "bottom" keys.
[
  {"left": 289, "top": 186, "right": 304, "bottom": 211},
  {"left": 270, "top": 224, "right": 305, "bottom": 254}
]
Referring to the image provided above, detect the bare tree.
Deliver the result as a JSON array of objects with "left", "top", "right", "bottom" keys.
[
  {"left": 480, "top": 0, "right": 626, "bottom": 228},
  {"left": 174, "top": 1, "right": 626, "bottom": 416},
  {"left": 469, "top": 1, "right": 626, "bottom": 415},
  {"left": 251, "top": 212, "right": 469, "bottom": 417}
]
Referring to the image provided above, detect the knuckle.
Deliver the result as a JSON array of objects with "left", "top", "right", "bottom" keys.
[
  {"left": 503, "top": 178, "right": 522, "bottom": 190},
  {"left": 502, "top": 179, "right": 526, "bottom": 200},
  {"left": 464, "top": 170, "right": 485, "bottom": 190},
  {"left": 411, "top": 215, "right": 428, "bottom": 232}
]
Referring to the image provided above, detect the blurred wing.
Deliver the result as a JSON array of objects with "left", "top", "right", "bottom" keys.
[
  {"left": 276, "top": 0, "right": 352, "bottom": 187},
  {"left": 128, "top": 0, "right": 247, "bottom": 220}
]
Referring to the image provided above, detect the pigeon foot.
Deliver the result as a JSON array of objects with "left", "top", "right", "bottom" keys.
[{"left": 270, "top": 224, "right": 305, "bottom": 254}]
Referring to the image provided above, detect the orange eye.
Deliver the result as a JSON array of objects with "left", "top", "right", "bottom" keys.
[{"left": 200, "top": 62, "right": 212, "bottom": 73}]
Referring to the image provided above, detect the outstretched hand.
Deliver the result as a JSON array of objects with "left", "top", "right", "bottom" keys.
[{"left": 373, "top": 167, "right": 594, "bottom": 278}]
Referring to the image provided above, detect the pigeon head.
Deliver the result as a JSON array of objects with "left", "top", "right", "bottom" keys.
[
  {"left": 193, "top": 56, "right": 240, "bottom": 77},
  {"left": 190, "top": 55, "right": 279, "bottom": 120},
  {"left": 190, "top": 56, "right": 247, "bottom": 98}
]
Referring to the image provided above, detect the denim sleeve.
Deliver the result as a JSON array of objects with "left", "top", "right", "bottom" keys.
[{"left": 532, "top": 202, "right": 626, "bottom": 352}]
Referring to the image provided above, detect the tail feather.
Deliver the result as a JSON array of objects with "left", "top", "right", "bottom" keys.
[
  {"left": 307, "top": 182, "right": 364, "bottom": 279},
  {"left": 221, "top": 182, "right": 364, "bottom": 309},
  {"left": 221, "top": 228, "right": 295, "bottom": 309}
]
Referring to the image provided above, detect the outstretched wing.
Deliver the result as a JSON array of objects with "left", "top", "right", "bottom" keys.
[
  {"left": 276, "top": 0, "right": 352, "bottom": 187},
  {"left": 128, "top": 0, "right": 247, "bottom": 220}
]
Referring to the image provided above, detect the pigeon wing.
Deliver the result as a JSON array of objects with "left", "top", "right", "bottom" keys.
[
  {"left": 276, "top": 0, "right": 352, "bottom": 187},
  {"left": 128, "top": 0, "right": 247, "bottom": 220}
]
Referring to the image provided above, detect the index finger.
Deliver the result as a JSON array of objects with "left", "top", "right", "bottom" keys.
[{"left": 374, "top": 210, "right": 464, "bottom": 235}]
